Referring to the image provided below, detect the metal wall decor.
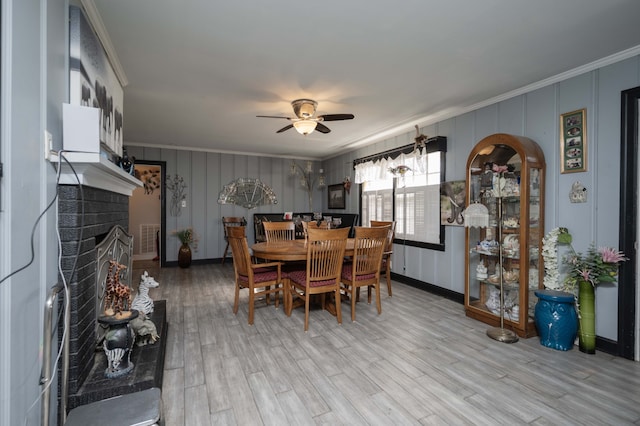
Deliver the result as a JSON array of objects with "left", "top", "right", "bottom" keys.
[
  {"left": 166, "top": 174, "right": 187, "bottom": 216},
  {"left": 218, "top": 178, "right": 278, "bottom": 209},
  {"left": 289, "top": 161, "right": 325, "bottom": 210}
]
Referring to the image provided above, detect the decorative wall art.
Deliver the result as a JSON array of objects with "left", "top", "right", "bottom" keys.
[
  {"left": 135, "top": 166, "right": 161, "bottom": 195},
  {"left": 328, "top": 184, "right": 346, "bottom": 209},
  {"left": 217, "top": 178, "right": 278, "bottom": 209},
  {"left": 69, "top": 6, "right": 124, "bottom": 157},
  {"left": 440, "top": 180, "right": 466, "bottom": 226},
  {"left": 560, "top": 108, "right": 587, "bottom": 173},
  {"left": 166, "top": 174, "right": 187, "bottom": 216}
]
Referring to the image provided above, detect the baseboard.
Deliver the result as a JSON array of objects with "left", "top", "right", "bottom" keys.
[{"left": 390, "top": 272, "right": 464, "bottom": 304}]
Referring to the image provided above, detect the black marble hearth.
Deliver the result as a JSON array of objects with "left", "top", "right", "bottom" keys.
[{"left": 67, "top": 300, "right": 168, "bottom": 411}]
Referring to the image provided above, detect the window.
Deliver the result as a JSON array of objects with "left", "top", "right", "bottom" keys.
[
  {"left": 355, "top": 137, "right": 446, "bottom": 250},
  {"left": 361, "top": 178, "right": 393, "bottom": 226}
]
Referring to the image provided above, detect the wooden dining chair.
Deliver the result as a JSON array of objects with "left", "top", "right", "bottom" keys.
[
  {"left": 262, "top": 221, "right": 295, "bottom": 242},
  {"left": 222, "top": 216, "right": 246, "bottom": 265},
  {"left": 286, "top": 227, "right": 349, "bottom": 331},
  {"left": 226, "top": 226, "right": 284, "bottom": 325},
  {"left": 340, "top": 226, "right": 388, "bottom": 321},
  {"left": 370, "top": 220, "right": 396, "bottom": 296},
  {"left": 307, "top": 220, "right": 330, "bottom": 229},
  {"left": 300, "top": 220, "right": 309, "bottom": 240}
]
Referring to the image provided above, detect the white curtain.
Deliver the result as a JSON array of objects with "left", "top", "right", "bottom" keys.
[{"left": 354, "top": 148, "right": 427, "bottom": 184}]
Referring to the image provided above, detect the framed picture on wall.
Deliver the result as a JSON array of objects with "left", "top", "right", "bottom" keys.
[
  {"left": 440, "top": 180, "right": 466, "bottom": 226},
  {"left": 69, "top": 6, "right": 125, "bottom": 157},
  {"left": 328, "top": 184, "right": 346, "bottom": 209},
  {"left": 560, "top": 108, "right": 587, "bottom": 173}
]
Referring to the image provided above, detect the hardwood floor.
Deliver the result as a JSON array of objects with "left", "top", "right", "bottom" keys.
[{"left": 132, "top": 261, "right": 640, "bottom": 425}]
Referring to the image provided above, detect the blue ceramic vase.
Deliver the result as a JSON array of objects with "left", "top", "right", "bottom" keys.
[{"left": 534, "top": 289, "right": 578, "bottom": 351}]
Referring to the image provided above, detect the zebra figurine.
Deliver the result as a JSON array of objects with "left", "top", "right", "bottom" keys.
[
  {"left": 131, "top": 271, "right": 160, "bottom": 346},
  {"left": 132, "top": 271, "right": 159, "bottom": 316}
]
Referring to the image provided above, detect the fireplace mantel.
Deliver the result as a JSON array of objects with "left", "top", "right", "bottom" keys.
[{"left": 49, "top": 152, "right": 142, "bottom": 195}]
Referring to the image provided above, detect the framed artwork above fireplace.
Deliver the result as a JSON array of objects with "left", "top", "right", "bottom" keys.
[{"left": 69, "top": 5, "right": 124, "bottom": 157}]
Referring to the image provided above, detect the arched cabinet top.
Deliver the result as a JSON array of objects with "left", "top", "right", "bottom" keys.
[{"left": 466, "top": 133, "right": 546, "bottom": 172}]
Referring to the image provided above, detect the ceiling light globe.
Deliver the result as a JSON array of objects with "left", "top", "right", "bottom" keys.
[{"left": 293, "top": 120, "right": 317, "bottom": 135}]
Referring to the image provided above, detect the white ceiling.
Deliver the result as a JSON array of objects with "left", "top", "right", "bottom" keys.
[{"left": 91, "top": 0, "right": 640, "bottom": 160}]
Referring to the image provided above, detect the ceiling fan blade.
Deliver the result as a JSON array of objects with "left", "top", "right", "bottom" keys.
[
  {"left": 315, "top": 123, "right": 331, "bottom": 134},
  {"left": 257, "top": 115, "right": 292, "bottom": 120},
  {"left": 276, "top": 124, "right": 294, "bottom": 133},
  {"left": 318, "top": 113, "right": 354, "bottom": 122}
]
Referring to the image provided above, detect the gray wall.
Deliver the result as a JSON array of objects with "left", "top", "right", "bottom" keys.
[
  {"left": 0, "top": 0, "right": 67, "bottom": 425},
  {"left": 125, "top": 146, "right": 325, "bottom": 261},
  {"left": 324, "top": 55, "right": 640, "bottom": 342}
]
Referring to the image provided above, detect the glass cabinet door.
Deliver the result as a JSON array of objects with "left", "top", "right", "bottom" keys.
[{"left": 527, "top": 167, "right": 542, "bottom": 318}]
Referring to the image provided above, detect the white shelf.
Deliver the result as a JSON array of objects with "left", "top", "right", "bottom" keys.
[{"left": 49, "top": 152, "right": 142, "bottom": 196}]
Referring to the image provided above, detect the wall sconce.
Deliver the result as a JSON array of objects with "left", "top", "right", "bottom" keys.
[{"left": 290, "top": 160, "right": 325, "bottom": 210}]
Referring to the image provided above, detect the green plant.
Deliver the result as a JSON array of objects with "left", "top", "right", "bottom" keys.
[{"left": 173, "top": 227, "right": 199, "bottom": 250}]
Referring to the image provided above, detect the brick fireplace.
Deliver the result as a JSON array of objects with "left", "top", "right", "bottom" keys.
[{"left": 57, "top": 184, "right": 129, "bottom": 398}]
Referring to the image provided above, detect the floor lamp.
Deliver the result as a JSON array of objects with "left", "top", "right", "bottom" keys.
[{"left": 465, "top": 199, "right": 519, "bottom": 344}]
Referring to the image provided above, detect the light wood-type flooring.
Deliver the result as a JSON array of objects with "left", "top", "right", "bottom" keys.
[{"left": 132, "top": 261, "right": 640, "bottom": 425}]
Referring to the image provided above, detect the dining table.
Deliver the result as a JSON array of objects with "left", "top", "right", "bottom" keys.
[{"left": 251, "top": 238, "right": 355, "bottom": 261}]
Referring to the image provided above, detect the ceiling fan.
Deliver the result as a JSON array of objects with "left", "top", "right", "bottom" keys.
[{"left": 257, "top": 99, "right": 355, "bottom": 135}]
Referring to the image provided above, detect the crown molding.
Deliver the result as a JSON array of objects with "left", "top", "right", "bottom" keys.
[
  {"left": 124, "top": 140, "right": 320, "bottom": 161},
  {"left": 338, "top": 44, "right": 640, "bottom": 157},
  {"left": 80, "top": 0, "right": 128, "bottom": 87}
]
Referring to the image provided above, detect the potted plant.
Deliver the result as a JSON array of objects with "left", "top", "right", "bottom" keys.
[
  {"left": 173, "top": 228, "right": 198, "bottom": 268},
  {"left": 540, "top": 227, "right": 626, "bottom": 353}
]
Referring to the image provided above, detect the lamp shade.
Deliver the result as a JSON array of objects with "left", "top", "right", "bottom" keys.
[
  {"left": 464, "top": 202, "right": 489, "bottom": 228},
  {"left": 293, "top": 120, "right": 317, "bottom": 135}
]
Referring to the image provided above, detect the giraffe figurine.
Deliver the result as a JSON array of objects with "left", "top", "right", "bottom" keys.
[{"left": 104, "top": 260, "right": 132, "bottom": 317}]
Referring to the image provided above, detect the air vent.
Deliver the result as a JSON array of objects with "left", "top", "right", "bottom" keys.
[{"left": 140, "top": 224, "right": 160, "bottom": 254}]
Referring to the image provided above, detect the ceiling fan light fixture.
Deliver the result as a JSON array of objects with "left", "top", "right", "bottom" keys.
[
  {"left": 293, "top": 120, "right": 317, "bottom": 135},
  {"left": 292, "top": 98, "right": 317, "bottom": 118}
]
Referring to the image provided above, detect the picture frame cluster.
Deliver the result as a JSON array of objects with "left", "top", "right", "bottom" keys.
[{"left": 560, "top": 108, "right": 587, "bottom": 173}]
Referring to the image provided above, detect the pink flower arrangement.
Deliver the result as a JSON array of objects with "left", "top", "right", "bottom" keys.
[
  {"left": 599, "top": 246, "right": 626, "bottom": 263},
  {"left": 565, "top": 243, "right": 626, "bottom": 288}
]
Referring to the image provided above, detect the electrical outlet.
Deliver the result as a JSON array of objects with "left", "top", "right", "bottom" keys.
[
  {"left": 44, "top": 131, "right": 53, "bottom": 160},
  {"left": 181, "top": 200, "right": 187, "bottom": 208}
]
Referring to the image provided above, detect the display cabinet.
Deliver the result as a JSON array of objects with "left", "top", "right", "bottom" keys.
[{"left": 464, "top": 133, "right": 545, "bottom": 338}]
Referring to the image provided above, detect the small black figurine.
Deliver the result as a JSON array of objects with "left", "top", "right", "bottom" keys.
[{"left": 119, "top": 148, "right": 135, "bottom": 175}]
